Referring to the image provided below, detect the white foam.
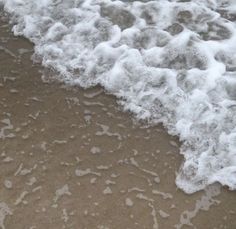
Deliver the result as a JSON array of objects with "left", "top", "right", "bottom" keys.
[
  {"left": 2, "top": 0, "right": 236, "bottom": 193},
  {"left": 54, "top": 184, "right": 72, "bottom": 203},
  {"left": 0, "top": 202, "right": 12, "bottom": 229},
  {"left": 103, "top": 186, "right": 112, "bottom": 194},
  {"left": 4, "top": 180, "right": 12, "bottom": 189},
  {"left": 125, "top": 198, "right": 134, "bottom": 207}
]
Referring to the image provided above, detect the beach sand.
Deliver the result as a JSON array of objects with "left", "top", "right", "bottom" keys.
[{"left": 0, "top": 16, "right": 236, "bottom": 229}]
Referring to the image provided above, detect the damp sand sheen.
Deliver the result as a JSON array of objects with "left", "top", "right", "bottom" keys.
[{"left": 0, "top": 2, "right": 236, "bottom": 229}]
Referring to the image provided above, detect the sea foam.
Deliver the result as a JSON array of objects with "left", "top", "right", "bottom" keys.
[{"left": 1, "top": 0, "right": 236, "bottom": 193}]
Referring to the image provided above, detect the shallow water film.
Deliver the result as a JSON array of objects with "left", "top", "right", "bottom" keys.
[
  {"left": 2, "top": 0, "right": 236, "bottom": 193},
  {"left": 1, "top": 13, "right": 236, "bottom": 229}
]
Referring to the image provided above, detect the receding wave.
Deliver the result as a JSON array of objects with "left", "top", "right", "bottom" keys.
[{"left": 2, "top": 0, "right": 236, "bottom": 193}]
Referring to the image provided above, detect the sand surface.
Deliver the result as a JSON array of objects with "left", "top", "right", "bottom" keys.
[{"left": 0, "top": 13, "right": 236, "bottom": 229}]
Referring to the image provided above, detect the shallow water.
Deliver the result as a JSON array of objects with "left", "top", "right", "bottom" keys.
[
  {"left": 2, "top": 0, "right": 236, "bottom": 193},
  {"left": 1, "top": 16, "right": 236, "bottom": 229}
]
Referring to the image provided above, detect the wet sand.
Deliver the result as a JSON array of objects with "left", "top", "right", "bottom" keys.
[{"left": 0, "top": 14, "right": 236, "bottom": 229}]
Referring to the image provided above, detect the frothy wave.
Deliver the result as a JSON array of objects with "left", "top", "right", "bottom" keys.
[{"left": 2, "top": 0, "right": 236, "bottom": 193}]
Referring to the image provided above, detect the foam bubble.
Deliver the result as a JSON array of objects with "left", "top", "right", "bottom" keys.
[{"left": 2, "top": 0, "right": 236, "bottom": 193}]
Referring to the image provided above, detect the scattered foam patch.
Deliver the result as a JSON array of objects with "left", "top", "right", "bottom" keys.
[
  {"left": 0, "top": 202, "right": 12, "bottom": 229},
  {"left": 2, "top": 0, "right": 236, "bottom": 193}
]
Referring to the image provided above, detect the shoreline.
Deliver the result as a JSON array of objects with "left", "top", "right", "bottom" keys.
[{"left": 1, "top": 16, "right": 236, "bottom": 229}]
